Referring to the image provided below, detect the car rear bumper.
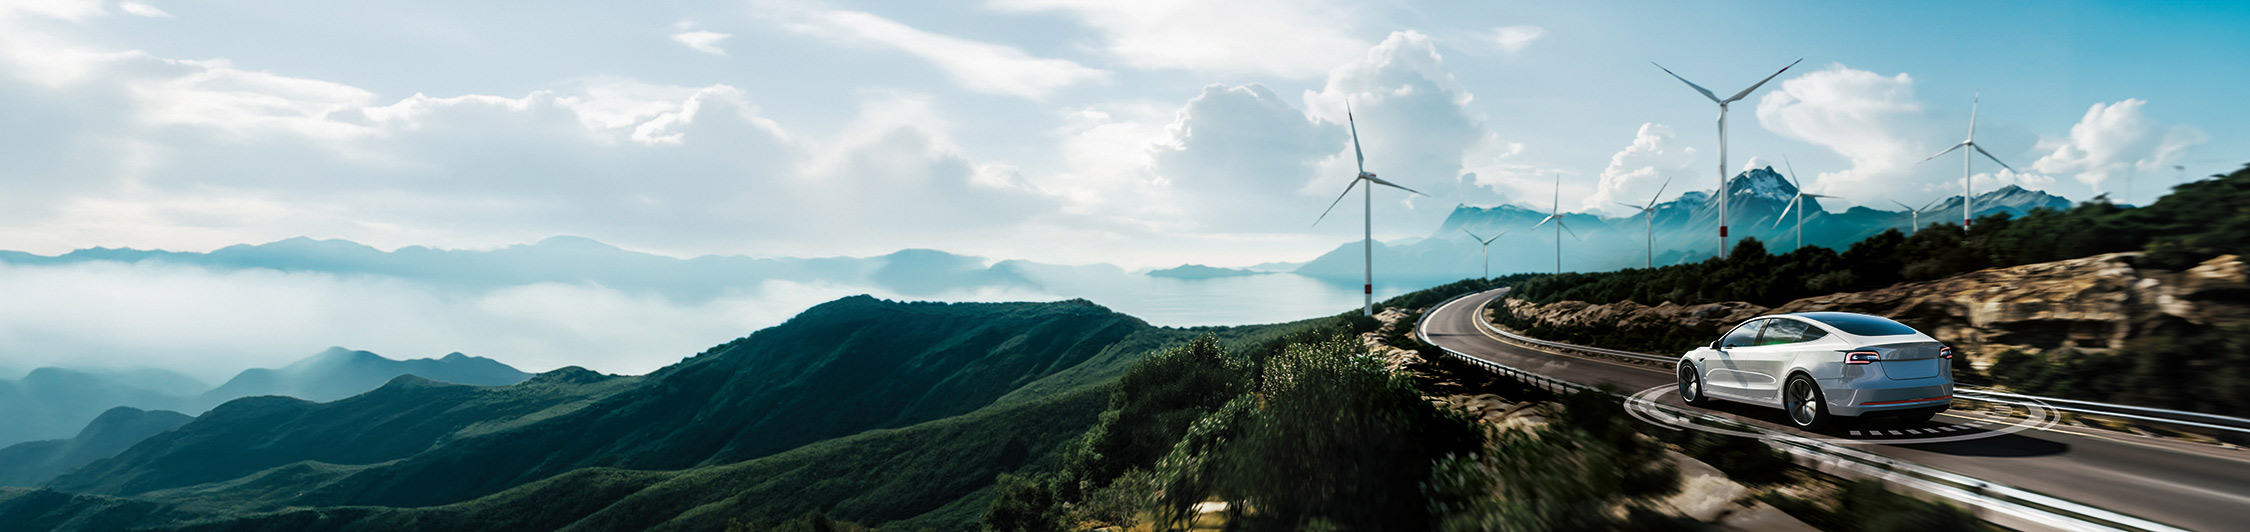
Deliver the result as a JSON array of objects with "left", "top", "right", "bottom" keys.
[{"left": 1822, "top": 379, "right": 1952, "bottom": 417}]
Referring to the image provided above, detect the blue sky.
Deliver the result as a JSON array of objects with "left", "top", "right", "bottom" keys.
[{"left": 2, "top": 0, "right": 2243, "bottom": 268}]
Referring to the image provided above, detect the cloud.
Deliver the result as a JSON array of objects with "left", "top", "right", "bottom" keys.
[
  {"left": 0, "top": 21, "right": 1061, "bottom": 259},
  {"left": 987, "top": 0, "right": 1366, "bottom": 78},
  {"left": 774, "top": 6, "right": 1106, "bottom": 98},
  {"left": 1584, "top": 123, "right": 1695, "bottom": 213},
  {"left": 2029, "top": 99, "right": 2209, "bottom": 193},
  {"left": 0, "top": 261, "right": 1050, "bottom": 381},
  {"left": 117, "top": 2, "right": 168, "bottom": 18},
  {"left": 671, "top": 30, "right": 731, "bottom": 56},
  {"left": 1754, "top": 63, "right": 1940, "bottom": 202},
  {"left": 1302, "top": 31, "right": 1488, "bottom": 222},
  {"left": 1489, "top": 25, "right": 1545, "bottom": 53},
  {"left": 1148, "top": 84, "right": 1339, "bottom": 232}
]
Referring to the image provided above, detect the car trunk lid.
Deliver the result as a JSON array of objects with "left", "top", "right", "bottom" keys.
[{"left": 1860, "top": 340, "right": 1947, "bottom": 381}]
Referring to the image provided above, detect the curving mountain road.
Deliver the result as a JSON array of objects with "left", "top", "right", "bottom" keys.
[{"left": 1421, "top": 288, "right": 2250, "bottom": 532}]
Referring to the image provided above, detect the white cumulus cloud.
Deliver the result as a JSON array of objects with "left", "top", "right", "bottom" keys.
[
  {"left": 671, "top": 30, "right": 731, "bottom": 56},
  {"left": 1489, "top": 25, "right": 1545, "bottom": 53},
  {"left": 775, "top": 6, "right": 1106, "bottom": 99},
  {"left": 1585, "top": 123, "right": 1695, "bottom": 213},
  {"left": 2029, "top": 99, "right": 2208, "bottom": 196},
  {"left": 117, "top": 2, "right": 168, "bottom": 18},
  {"left": 988, "top": 0, "right": 1366, "bottom": 78},
  {"left": 1755, "top": 63, "right": 1941, "bottom": 202}
]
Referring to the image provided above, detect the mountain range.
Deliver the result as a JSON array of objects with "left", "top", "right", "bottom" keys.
[
  {"left": 0, "top": 350, "right": 530, "bottom": 454},
  {"left": 0, "top": 407, "right": 193, "bottom": 487},
  {"left": 0, "top": 296, "right": 1308, "bottom": 531},
  {"left": 1294, "top": 167, "right": 2073, "bottom": 281}
]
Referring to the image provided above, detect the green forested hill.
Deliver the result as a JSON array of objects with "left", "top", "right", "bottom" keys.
[{"left": 10, "top": 295, "right": 1328, "bottom": 531}]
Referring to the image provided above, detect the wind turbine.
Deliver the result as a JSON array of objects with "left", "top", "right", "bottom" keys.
[
  {"left": 1529, "top": 174, "right": 1579, "bottom": 274},
  {"left": 1461, "top": 228, "right": 1506, "bottom": 279},
  {"left": 1613, "top": 175, "right": 1673, "bottom": 269},
  {"left": 1889, "top": 198, "right": 1942, "bottom": 235},
  {"left": 1772, "top": 156, "right": 1840, "bottom": 252},
  {"left": 1920, "top": 93, "right": 2014, "bottom": 228},
  {"left": 1315, "top": 103, "right": 1426, "bottom": 317},
  {"left": 1653, "top": 58, "right": 1802, "bottom": 259}
]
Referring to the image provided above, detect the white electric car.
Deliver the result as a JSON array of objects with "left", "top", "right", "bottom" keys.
[{"left": 1675, "top": 312, "right": 1954, "bottom": 430}]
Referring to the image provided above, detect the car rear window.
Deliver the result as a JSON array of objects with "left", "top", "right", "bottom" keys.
[{"left": 1803, "top": 313, "right": 1919, "bottom": 336}]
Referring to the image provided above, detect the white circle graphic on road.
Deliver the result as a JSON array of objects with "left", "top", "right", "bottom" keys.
[{"left": 1624, "top": 385, "right": 2060, "bottom": 445}]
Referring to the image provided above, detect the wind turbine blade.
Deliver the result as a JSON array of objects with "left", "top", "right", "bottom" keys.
[
  {"left": 1890, "top": 199, "right": 1914, "bottom": 212},
  {"left": 1972, "top": 144, "right": 2015, "bottom": 172},
  {"left": 1919, "top": 198, "right": 1942, "bottom": 212},
  {"left": 1531, "top": 214, "right": 1556, "bottom": 230},
  {"left": 1348, "top": 102, "right": 1365, "bottom": 174},
  {"left": 1723, "top": 58, "right": 1804, "bottom": 103},
  {"left": 1969, "top": 92, "right": 1980, "bottom": 140},
  {"left": 1782, "top": 154, "right": 1802, "bottom": 190},
  {"left": 1312, "top": 178, "right": 1362, "bottom": 227},
  {"left": 1645, "top": 176, "right": 1674, "bottom": 210},
  {"left": 1616, "top": 201, "right": 1647, "bottom": 212},
  {"left": 1560, "top": 221, "right": 1582, "bottom": 240},
  {"left": 1461, "top": 228, "right": 1484, "bottom": 242},
  {"left": 1803, "top": 193, "right": 1841, "bottom": 199},
  {"left": 1774, "top": 197, "right": 1797, "bottom": 228},
  {"left": 1363, "top": 175, "right": 1427, "bottom": 196},
  {"left": 1920, "top": 142, "right": 1966, "bottom": 163},
  {"left": 1651, "top": 62, "right": 1722, "bottom": 103}
]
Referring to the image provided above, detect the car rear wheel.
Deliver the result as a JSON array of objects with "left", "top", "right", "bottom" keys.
[
  {"left": 1784, "top": 375, "right": 1832, "bottom": 431},
  {"left": 1677, "top": 362, "right": 1710, "bottom": 406}
]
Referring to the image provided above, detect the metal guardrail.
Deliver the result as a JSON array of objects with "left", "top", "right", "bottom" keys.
[
  {"left": 1464, "top": 298, "right": 2250, "bottom": 436},
  {"left": 1413, "top": 290, "right": 2190, "bottom": 532}
]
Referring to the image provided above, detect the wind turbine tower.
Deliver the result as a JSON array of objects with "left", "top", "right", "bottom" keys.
[
  {"left": 1315, "top": 104, "right": 1426, "bottom": 317},
  {"left": 1921, "top": 93, "right": 2014, "bottom": 228},
  {"left": 1614, "top": 176, "right": 1673, "bottom": 269},
  {"left": 1891, "top": 198, "right": 1942, "bottom": 235},
  {"left": 1529, "top": 174, "right": 1579, "bottom": 274},
  {"left": 1653, "top": 58, "right": 1802, "bottom": 258},
  {"left": 1461, "top": 228, "right": 1506, "bottom": 279},
  {"left": 1774, "top": 157, "right": 1841, "bottom": 251}
]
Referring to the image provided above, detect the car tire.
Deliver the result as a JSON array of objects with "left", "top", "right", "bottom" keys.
[
  {"left": 1783, "top": 375, "right": 1832, "bottom": 431},
  {"left": 1677, "top": 362, "right": 1711, "bottom": 407}
]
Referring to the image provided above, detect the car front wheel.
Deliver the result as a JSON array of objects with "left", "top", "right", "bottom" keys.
[
  {"left": 1678, "top": 362, "right": 1710, "bottom": 407},
  {"left": 1784, "top": 375, "right": 1832, "bottom": 431}
]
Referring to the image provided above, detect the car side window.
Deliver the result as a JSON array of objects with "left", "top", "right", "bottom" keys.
[
  {"left": 1797, "top": 324, "right": 1830, "bottom": 343},
  {"left": 1721, "top": 320, "right": 1764, "bottom": 348},
  {"left": 1759, "top": 319, "right": 1812, "bottom": 346}
]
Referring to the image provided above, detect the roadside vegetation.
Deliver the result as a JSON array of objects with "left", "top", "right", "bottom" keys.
[
  {"left": 1496, "top": 164, "right": 2250, "bottom": 411},
  {"left": 1510, "top": 164, "right": 2250, "bottom": 308}
]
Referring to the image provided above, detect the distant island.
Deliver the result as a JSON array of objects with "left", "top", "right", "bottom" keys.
[{"left": 1147, "top": 264, "right": 1270, "bottom": 280}]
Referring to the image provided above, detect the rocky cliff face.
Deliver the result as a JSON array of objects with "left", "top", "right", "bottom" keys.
[{"left": 1499, "top": 253, "right": 2248, "bottom": 366}]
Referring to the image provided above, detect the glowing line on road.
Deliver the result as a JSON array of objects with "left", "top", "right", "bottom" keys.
[{"left": 1624, "top": 385, "right": 2060, "bottom": 445}]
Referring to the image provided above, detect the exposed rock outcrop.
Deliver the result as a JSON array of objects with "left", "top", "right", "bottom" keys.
[{"left": 1498, "top": 253, "right": 2248, "bottom": 367}]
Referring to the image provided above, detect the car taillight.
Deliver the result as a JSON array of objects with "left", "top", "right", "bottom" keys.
[
  {"left": 1845, "top": 350, "right": 1880, "bottom": 365},
  {"left": 1940, "top": 346, "right": 1954, "bottom": 359}
]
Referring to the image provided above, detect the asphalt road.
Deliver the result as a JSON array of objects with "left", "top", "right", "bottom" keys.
[{"left": 1421, "top": 288, "right": 2250, "bottom": 532}]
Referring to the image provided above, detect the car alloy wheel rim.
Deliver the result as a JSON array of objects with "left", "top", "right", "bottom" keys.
[
  {"left": 1679, "top": 367, "right": 1699, "bottom": 402},
  {"left": 1788, "top": 379, "right": 1817, "bottom": 425}
]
